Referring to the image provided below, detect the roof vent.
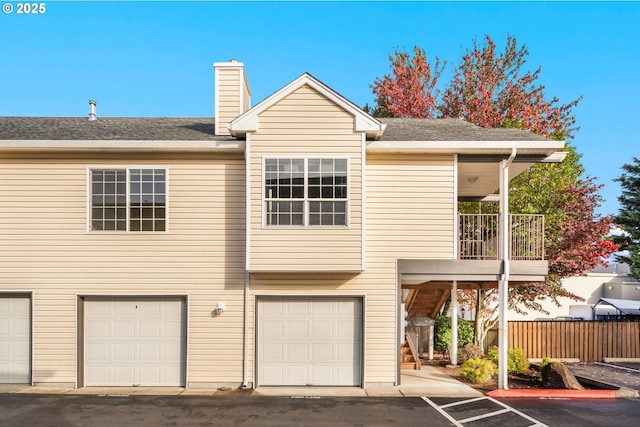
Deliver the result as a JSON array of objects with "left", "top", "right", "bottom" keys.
[{"left": 88, "top": 100, "right": 97, "bottom": 121}]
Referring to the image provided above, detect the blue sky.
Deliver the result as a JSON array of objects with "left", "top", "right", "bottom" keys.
[{"left": 1, "top": 1, "right": 638, "bottom": 216}]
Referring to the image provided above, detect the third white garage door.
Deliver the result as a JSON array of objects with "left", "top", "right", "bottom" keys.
[
  {"left": 84, "top": 297, "right": 186, "bottom": 387},
  {"left": 257, "top": 297, "right": 363, "bottom": 386}
]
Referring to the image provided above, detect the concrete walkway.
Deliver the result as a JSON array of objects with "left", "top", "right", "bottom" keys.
[{"left": 0, "top": 366, "right": 481, "bottom": 398}]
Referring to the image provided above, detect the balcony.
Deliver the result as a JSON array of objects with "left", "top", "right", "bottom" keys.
[{"left": 459, "top": 214, "right": 545, "bottom": 261}]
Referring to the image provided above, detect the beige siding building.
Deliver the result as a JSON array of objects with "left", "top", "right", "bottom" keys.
[{"left": 0, "top": 61, "right": 564, "bottom": 389}]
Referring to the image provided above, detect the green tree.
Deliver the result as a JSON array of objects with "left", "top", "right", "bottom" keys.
[{"left": 614, "top": 157, "right": 640, "bottom": 279}]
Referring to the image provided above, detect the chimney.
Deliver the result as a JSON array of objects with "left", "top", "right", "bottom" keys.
[
  {"left": 214, "top": 60, "right": 251, "bottom": 136},
  {"left": 88, "top": 100, "right": 97, "bottom": 121}
]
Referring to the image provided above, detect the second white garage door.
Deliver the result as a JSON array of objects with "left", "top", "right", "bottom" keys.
[
  {"left": 257, "top": 297, "right": 363, "bottom": 386},
  {"left": 84, "top": 297, "right": 186, "bottom": 387}
]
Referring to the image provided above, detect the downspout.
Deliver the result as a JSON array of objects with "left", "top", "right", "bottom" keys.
[
  {"left": 242, "top": 271, "right": 249, "bottom": 388},
  {"left": 498, "top": 147, "right": 516, "bottom": 389},
  {"left": 450, "top": 154, "right": 459, "bottom": 365},
  {"left": 242, "top": 133, "right": 251, "bottom": 389}
]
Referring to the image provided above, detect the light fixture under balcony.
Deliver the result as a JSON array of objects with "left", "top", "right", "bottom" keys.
[{"left": 467, "top": 176, "right": 478, "bottom": 184}]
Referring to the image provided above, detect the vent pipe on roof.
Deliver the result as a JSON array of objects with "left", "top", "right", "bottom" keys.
[{"left": 88, "top": 100, "right": 97, "bottom": 121}]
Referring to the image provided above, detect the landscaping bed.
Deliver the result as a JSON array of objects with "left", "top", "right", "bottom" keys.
[{"left": 422, "top": 354, "right": 545, "bottom": 392}]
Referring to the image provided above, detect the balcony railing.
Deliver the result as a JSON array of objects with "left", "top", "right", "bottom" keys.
[{"left": 459, "top": 214, "right": 545, "bottom": 261}]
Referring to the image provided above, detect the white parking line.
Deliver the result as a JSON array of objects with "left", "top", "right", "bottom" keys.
[
  {"left": 421, "top": 397, "right": 464, "bottom": 427},
  {"left": 421, "top": 395, "right": 548, "bottom": 427}
]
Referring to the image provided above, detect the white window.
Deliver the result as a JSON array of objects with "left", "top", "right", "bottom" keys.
[
  {"left": 90, "top": 168, "right": 167, "bottom": 232},
  {"left": 264, "top": 158, "right": 348, "bottom": 227}
]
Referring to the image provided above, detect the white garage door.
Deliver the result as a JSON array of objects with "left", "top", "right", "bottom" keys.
[
  {"left": 84, "top": 297, "right": 185, "bottom": 387},
  {"left": 0, "top": 295, "right": 31, "bottom": 383},
  {"left": 258, "top": 297, "right": 362, "bottom": 386}
]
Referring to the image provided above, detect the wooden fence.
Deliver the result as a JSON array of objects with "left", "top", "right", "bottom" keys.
[{"left": 486, "top": 321, "right": 640, "bottom": 362}]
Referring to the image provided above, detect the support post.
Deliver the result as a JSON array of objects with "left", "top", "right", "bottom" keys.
[
  {"left": 450, "top": 280, "right": 458, "bottom": 366},
  {"left": 498, "top": 148, "right": 516, "bottom": 390},
  {"left": 428, "top": 322, "right": 434, "bottom": 360}
]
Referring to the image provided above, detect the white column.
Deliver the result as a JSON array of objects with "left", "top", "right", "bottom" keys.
[
  {"left": 498, "top": 149, "right": 516, "bottom": 389},
  {"left": 451, "top": 280, "right": 458, "bottom": 366},
  {"left": 428, "top": 323, "right": 434, "bottom": 360}
]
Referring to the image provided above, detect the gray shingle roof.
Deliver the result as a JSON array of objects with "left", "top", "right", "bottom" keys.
[
  {"left": 0, "top": 117, "right": 230, "bottom": 141},
  {"left": 0, "top": 116, "right": 551, "bottom": 142},
  {"left": 378, "top": 118, "right": 550, "bottom": 141}
]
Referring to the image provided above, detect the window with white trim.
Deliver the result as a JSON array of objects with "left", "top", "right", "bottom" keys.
[
  {"left": 90, "top": 168, "right": 166, "bottom": 232},
  {"left": 264, "top": 158, "right": 348, "bottom": 227}
]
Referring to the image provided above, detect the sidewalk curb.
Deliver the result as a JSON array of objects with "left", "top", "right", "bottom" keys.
[{"left": 486, "top": 388, "right": 639, "bottom": 399}]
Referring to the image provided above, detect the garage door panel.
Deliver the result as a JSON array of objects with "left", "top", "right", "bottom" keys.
[
  {"left": 0, "top": 296, "right": 31, "bottom": 383},
  {"left": 85, "top": 298, "right": 185, "bottom": 387},
  {"left": 114, "top": 367, "right": 136, "bottom": 384},
  {"left": 286, "top": 365, "right": 308, "bottom": 384},
  {"left": 312, "top": 319, "right": 334, "bottom": 337},
  {"left": 258, "top": 297, "right": 362, "bottom": 387},
  {"left": 286, "top": 301, "right": 309, "bottom": 316},
  {"left": 114, "top": 321, "right": 135, "bottom": 338},
  {"left": 139, "top": 321, "right": 161, "bottom": 339},
  {"left": 164, "top": 320, "right": 183, "bottom": 339},
  {"left": 286, "top": 342, "right": 308, "bottom": 360},
  {"left": 261, "top": 364, "right": 284, "bottom": 384},
  {"left": 139, "top": 343, "right": 161, "bottom": 361},
  {"left": 262, "top": 319, "right": 284, "bottom": 338},
  {"left": 114, "top": 301, "right": 136, "bottom": 316},
  {"left": 311, "top": 343, "right": 334, "bottom": 360},
  {"left": 337, "top": 342, "right": 357, "bottom": 359},
  {"left": 312, "top": 300, "right": 334, "bottom": 315},
  {"left": 87, "top": 343, "right": 110, "bottom": 361},
  {"left": 163, "top": 342, "right": 182, "bottom": 361},
  {"left": 139, "top": 366, "right": 161, "bottom": 384},
  {"left": 114, "top": 343, "right": 135, "bottom": 361},
  {"left": 287, "top": 320, "right": 309, "bottom": 337},
  {"left": 262, "top": 342, "right": 284, "bottom": 362}
]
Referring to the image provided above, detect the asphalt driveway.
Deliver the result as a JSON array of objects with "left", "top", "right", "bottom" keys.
[
  {"left": 0, "top": 393, "right": 454, "bottom": 427},
  {"left": 569, "top": 362, "right": 640, "bottom": 392}
]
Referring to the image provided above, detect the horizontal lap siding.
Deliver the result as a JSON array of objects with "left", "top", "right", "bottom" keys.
[
  {"left": 216, "top": 68, "right": 242, "bottom": 135},
  {"left": 249, "top": 85, "right": 363, "bottom": 272},
  {"left": 246, "top": 154, "right": 455, "bottom": 385},
  {"left": 0, "top": 153, "right": 246, "bottom": 385},
  {"left": 366, "top": 155, "right": 455, "bottom": 257}
]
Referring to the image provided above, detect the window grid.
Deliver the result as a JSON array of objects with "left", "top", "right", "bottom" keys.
[
  {"left": 90, "top": 168, "right": 166, "bottom": 232},
  {"left": 264, "top": 157, "right": 348, "bottom": 227}
]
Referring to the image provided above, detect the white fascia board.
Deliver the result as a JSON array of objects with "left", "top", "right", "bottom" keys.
[
  {"left": 0, "top": 140, "right": 245, "bottom": 152},
  {"left": 366, "top": 140, "right": 565, "bottom": 155},
  {"left": 229, "top": 73, "right": 385, "bottom": 136},
  {"left": 540, "top": 151, "right": 568, "bottom": 162}
]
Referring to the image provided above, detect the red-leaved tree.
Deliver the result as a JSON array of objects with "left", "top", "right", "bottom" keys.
[
  {"left": 370, "top": 45, "right": 445, "bottom": 118},
  {"left": 371, "top": 35, "right": 618, "bottom": 348},
  {"left": 440, "top": 35, "right": 581, "bottom": 139}
]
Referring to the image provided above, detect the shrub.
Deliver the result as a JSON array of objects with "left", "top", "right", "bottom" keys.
[
  {"left": 434, "top": 316, "right": 452, "bottom": 352},
  {"left": 487, "top": 347, "right": 530, "bottom": 375},
  {"left": 434, "top": 315, "right": 474, "bottom": 353},
  {"left": 460, "top": 357, "right": 494, "bottom": 384},
  {"left": 458, "top": 344, "right": 484, "bottom": 364}
]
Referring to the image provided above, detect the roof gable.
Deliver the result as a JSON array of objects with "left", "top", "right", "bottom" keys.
[{"left": 228, "top": 73, "right": 385, "bottom": 139}]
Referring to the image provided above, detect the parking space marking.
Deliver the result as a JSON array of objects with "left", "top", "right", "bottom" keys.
[
  {"left": 420, "top": 397, "right": 464, "bottom": 427},
  {"left": 421, "top": 395, "right": 548, "bottom": 427}
]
